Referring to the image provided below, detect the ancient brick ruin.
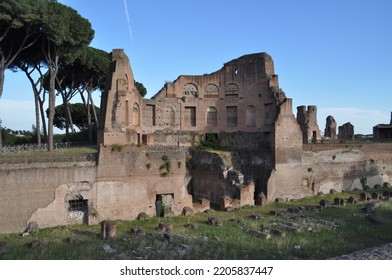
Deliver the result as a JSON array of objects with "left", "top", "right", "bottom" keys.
[
  {"left": 98, "top": 49, "right": 286, "bottom": 147},
  {"left": 324, "top": 115, "right": 337, "bottom": 139},
  {"left": 297, "top": 105, "right": 322, "bottom": 143},
  {"left": 373, "top": 113, "right": 392, "bottom": 141},
  {"left": 0, "top": 49, "right": 391, "bottom": 234}
]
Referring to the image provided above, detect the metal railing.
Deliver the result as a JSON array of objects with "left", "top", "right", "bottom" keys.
[
  {"left": 0, "top": 153, "right": 98, "bottom": 165},
  {"left": 0, "top": 142, "right": 98, "bottom": 164},
  {"left": 0, "top": 142, "right": 72, "bottom": 153}
]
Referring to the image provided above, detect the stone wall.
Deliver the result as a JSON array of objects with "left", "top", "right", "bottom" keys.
[
  {"left": 149, "top": 53, "right": 282, "bottom": 135},
  {"left": 0, "top": 162, "right": 96, "bottom": 234},
  {"left": 268, "top": 99, "right": 304, "bottom": 201},
  {"left": 302, "top": 143, "right": 392, "bottom": 193},
  {"left": 189, "top": 150, "right": 257, "bottom": 208},
  {"left": 96, "top": 146, "right": 193, "bottom": 220},
  {"left": 99, "top": 50, "right": 286, "bottom": 148}
]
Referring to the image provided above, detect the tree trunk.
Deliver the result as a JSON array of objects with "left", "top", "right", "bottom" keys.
[
  {"left": 67, "top": 101, "right": 76, "bottom": 134},
  {"left": 62, "top": 95, "right": 70, "bottom": 142},
  {"left": 39, "top": 95, "right": 47, "bottom": 143},
  {"left": 0, "top": 67, "right": 4, "bottom": 148},
  {"left": 90, "top": 91, "right": 99, "bottom": 127},
  {"left": 87, "top": 89, "right": 93, "bottom": 144},
  {"left": 0, "top": 122, "right": 2, "bottom": 149},
  {"left": 48, "top": 68, "right": 56, "bottom": 151},
  {"left": 34, "top": 91, "right": 41, "bottom": 144},
  {"left": 0, "top": 67, "right": 5, "bottom": 98}
]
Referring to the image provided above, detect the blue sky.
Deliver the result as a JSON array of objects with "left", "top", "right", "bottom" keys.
[{"left": 1, "top": 0, "right": 391, "bottom": 134}]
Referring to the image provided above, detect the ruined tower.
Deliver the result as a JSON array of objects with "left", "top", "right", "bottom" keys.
[
  {"left": 98, "top": 49, "right": 144, "bottom": 146},
  {"left": 296, "top": 105, "right": 321, "bottom": 143},
  {"left": 324, "top": 115, "right": 337, "bottom": 139},
  {"left": 338, "top": 122, "right": 354, "bottom": 140}
]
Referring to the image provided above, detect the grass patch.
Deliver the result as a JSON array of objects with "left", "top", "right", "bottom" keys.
[{"left": 1, "top": 190, "right": 392, "bottom": 260}]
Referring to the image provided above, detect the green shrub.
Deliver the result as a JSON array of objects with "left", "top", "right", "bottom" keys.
[{"left": 111, "top": 144, "right": 125, "bottom": 152}]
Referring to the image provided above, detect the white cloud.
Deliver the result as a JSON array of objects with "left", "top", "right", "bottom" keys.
[{"left": 318, "top": 107, "right": 390, "bottom": 135}]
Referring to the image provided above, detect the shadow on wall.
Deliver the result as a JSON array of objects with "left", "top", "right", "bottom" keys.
[
  {"left": 217, "top": 150, "right": 273, "bottom": 202},
  {"left": 342, "top": 160, "right": 383, "bottom": 191}
]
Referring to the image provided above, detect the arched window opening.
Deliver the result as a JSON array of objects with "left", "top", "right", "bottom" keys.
[
  {"left": 205, "top": 84, "right": 219, "bottom": 97},
  {"left": 183, "top": 83, "right": 198, "bottom": 97},
  {"left": 225, "top": 83, "right": 239, "bottom": 97}
]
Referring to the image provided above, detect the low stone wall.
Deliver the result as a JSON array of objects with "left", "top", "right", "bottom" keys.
[
  {"left": 0, "top": 162, "right": 96, "bottom": 234},
  {"left": 302, "top": 148, "right": 392, "bottom": 194},
  {"left": 0, "top": 146, "right": 194, "bottom": 234},
  {"left": 269, "top": 144, "right": 392, "bottom": 202}
]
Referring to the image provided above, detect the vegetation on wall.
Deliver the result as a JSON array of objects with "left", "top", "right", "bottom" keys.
[
  {"left": 159, "top": 155, "right": 171, "bottom": 177},
  {"left": 111, "top": 144, "right": 125, "bottom": 152}
]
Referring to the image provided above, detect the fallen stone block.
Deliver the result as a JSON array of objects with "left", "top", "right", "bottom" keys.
[
  {"left": 0, "top": 241, "right": 8, "bottom": 254},
  {"left": 319, "top": 199, "right": 331, "bottom": 208},
  {"left": 270, "top": 229, "right": 286, "bottom": 238},
  {"left": 207, "top": 216, "right": 223, "bottom": 226},
  {"left": 30, "top": 239, "right": 48, "bottom": 249},
  {"left": 130, "top": 227, "right": 146, "bottom": 235},
  {"left": 24, "top": 221, "right": 39, "bottom": 233},
  {"left": 182, "top": 207, "right": 194, "bottom": 216},
  {"left": 185, "top": 223, "right": 199, "bottom": 230},
  {"left": 158, "top": 222, "right": 173, "bottom": 232},
  {"left": 248, "top": 229, "right": 271, "bottom": 239},
  {"left": 269, "top": 210, "right": 286, "bottom": 216},
  {"left": 360, "top": 192, "right": 371, "bottom": 201},
  {"left": 137, "top": 212, "right": 149, "bottom": 220},
  {"left": 68, "top": 236, "right": 84, "bottom": 245},
  {"left": 275, "top": 223, "right": 301, "bottom": 233},
  {"left": 371, "top": 192, "right": 381, "bottom": 200}
]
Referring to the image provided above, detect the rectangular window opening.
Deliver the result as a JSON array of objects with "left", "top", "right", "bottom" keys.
[{"left": 68, "top": 199, "right": 88, "bottom": 212}]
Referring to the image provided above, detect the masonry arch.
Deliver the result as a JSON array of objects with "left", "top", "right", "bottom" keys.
[
  {"left": 205, "top": 84, "right": 219, "bottom": 97},
  {"left": 225, "top": 83, "right": 239, "bottom": 97},
  {"left": 206, "top": 106, "right": 217, "bottom": 127},
  {"left": 183, "top": 83, "right": 198, "bottom": 97}
]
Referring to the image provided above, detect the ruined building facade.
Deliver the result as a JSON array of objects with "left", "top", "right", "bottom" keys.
[
  {"left": 1, "top": 50, "right": 391, "bottom": 234},
  {"left": 98, "top": 49, "right": 287, "bottom": 148},
  {"left": 97, "top": 49, "right": 304, "bottom": 208}
]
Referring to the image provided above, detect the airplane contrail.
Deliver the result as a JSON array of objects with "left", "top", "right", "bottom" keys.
[{"left": 123, "top": 0, "right": 133, "bottom": 41}]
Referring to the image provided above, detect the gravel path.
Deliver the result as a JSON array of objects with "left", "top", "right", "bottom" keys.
[{"left": 330, "top": 243, "right": 392, "bottom": 260}]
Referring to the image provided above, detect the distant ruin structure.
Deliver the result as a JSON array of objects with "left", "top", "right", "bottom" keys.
[
  {"left": 296, "top": 105, "right": 322, "bottom": 143},
  {"left": 373, "top": 112, "right": 392, "bottom": 141},
  {"left": 338, "top": 122, "right": 354, "bottom": 140},
  {"left": 324, "top": 115, "right": 337, "bottom": 139}
]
